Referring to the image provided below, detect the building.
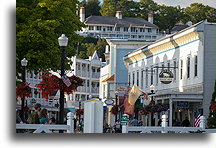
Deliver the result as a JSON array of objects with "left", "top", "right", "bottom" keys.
[
  {"left": 65, "top": 51, "right": 105, "bottom": 109},
  {"left": 99, "top": 39, "right": 151, "bottom": 126},
  {"left": 77, "top": 7, "right": 165, "bottom": 41},
  {"left": 123, "top": 20, "right": 216, "bottom": 127}
]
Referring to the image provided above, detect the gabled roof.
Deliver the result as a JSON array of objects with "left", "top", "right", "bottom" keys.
[
  {"left": 171, "top": 24, "right": 189, "bottom": 33},
  {"left": 102, "top": 75, "right": 115, "bottom": 82},
  {"left": 85, "top": 15, "right": 158, "bottom": 28},
  {"left": 92, "top": 50, "right": 99, "bottom": 60}
]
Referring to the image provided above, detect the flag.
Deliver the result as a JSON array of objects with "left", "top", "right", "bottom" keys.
[
  {"left": 194, "top": 109, "right": 201, "bottom": 127},
  {"left": 62, "top": 75, "right": 71, "bottom": 87},
  {"left": 128, "top": 85, "right": 143, "bottom": 105},
  {"left": 124, "top": 97, "right": 134, "bottom": 115}
]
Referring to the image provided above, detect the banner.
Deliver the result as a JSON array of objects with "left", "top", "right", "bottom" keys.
[{"left": 124, "top": 97, "right": 134, "bottom": 115}]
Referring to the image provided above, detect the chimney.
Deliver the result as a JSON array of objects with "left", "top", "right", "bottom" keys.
[
  {"left": 105, "top": 45, "right": 109, "bottom": 53},
  {"left": 115, "top": 11, "right": 122, "bottom": 19},
  {"left": 148, "top": 12, "right": 153, "bottom": 24},
  {"left": 186, "top": 21, "right": 192, "bottom": 26},
  {"left": 80, "top": 7, "right": 85, "bottom": 22}
]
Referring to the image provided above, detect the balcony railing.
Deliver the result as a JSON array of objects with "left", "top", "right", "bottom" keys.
[{"left": 91, "top": 87, "right": 99, "bottom": 93}]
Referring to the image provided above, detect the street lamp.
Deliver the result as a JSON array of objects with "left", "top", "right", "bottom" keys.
[
  {"left": 115, "top": 91, "right": 118, "bottom": 122},
  {"left": 20, "top": 58, "right": 28, "bottom": 121},
  {"left": 58, "top": 34, "right": 68, "bottom": 128}
]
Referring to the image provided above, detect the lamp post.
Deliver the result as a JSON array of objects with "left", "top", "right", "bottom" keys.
[
  {"left": 20, "top": 58, "right": 28, "bottom": 122},
  {"left": 115, "top": 91, "right": 118, "bottom": 122},
  {"left": 58, "top": 34, "right": 68, "bottom": 129},
  {"left": 149, "top": 84, "right": 155, "bottom": 126}
]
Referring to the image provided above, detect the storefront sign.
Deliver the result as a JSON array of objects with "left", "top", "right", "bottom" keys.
[
  {"left": 116, "top": 86, "right": 130, "bottom": 93},
  {"left": 159, "top": 70, "right": 174, "bottom": 84},
  {"left": 104, "top": 99, "right": 114, "bottom": 106},
  {"left": 177, "top": 101, "right": 189, "bottom": 108}
]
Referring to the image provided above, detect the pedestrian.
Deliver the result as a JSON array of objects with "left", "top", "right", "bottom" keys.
[
  {"left": 138, "top": 119, "right": 143, "bottom": 126},
  {"left": 16, "top": 109, "right": 24, "bottom": 133},
  {"left": 39, "top": 108, "right": 48, "bottom": 124},
  {"left": 181, "top": 117, "right": 191, "bottom": 127},
  {"left": 158, "top": 119, "right": 162, "bottom": 126},
  {"left": 115, "top": 119, "right": 122, "bottom": 133},
  {"left": 130, "top": 118, "right": 138, "bottom": 126},
  {"left": 29, "top": 103, "right": 41, "bottom": 124}
]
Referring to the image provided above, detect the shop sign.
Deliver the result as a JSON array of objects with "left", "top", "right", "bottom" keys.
[
  {"left": 104, "top": 99, "right": 114, "bottom": 106},
  {"left": 177, "top": 101, "right": 189, "bottom": 108},
  {"left": 159, "top": 70, "right": 174, "bottom": 84},
  {"left": 116, "top": 86, "right": 130, "bottom": 93}
]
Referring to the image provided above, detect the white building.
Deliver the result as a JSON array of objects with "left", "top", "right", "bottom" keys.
[
  {"left": 16, "top": 70, "right": 59, "bottom": 118},
  {"left": 77, "top": 7, "right": 165, "bottom": 41},
  {"left": 65, "top": 51, "right": 105, "bottom": 109},
  {"left": 123, "top": 20, "right": 216, "bottom": 127}
]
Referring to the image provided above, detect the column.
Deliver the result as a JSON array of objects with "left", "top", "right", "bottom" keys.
[
  {"left": 80, "top": 63, "right": 83, "bottom": 77},
  {"left": 169, "top": 98, "right": 173, "bottom": 127}
]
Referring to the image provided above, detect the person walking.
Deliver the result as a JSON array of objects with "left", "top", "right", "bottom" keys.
[
  {"left": 29, "top": 103, "right": 41, "bottom": 124},
  {"left": 39, "top": 108, "right": 48, "bottom": 124},
  {"left": 115, "top": 119, "right": 121, "bottom": 133},
  {"left": 181, "top": 117, "right": 191, "bottom": 127}
]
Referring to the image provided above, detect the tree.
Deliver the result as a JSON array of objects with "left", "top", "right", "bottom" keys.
[
  {"left": 16, "top": 0, "right": 85, "bottom": 74},
  {"left": 100, "top": 0, "right": 119, "bottom": 16},
  {"left": 154, "top": 5, "right": 184, "bottom": 32},
  {"left": 207, "top": 81, "right": 216, "bottom": 128},
  {"left": 182, "top": 3, "right": 216, "bottom": 24},
  {"left": 80, "top": 0, "right": 101, "bottom": 18},
  {"left": 139, "top": 0, "right": 159, "bottom": 19},
  {"left": 116, "top": 0, "right": 140, "bottom": 17}
]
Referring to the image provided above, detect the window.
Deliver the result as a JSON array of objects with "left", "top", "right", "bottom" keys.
[
  {"left": 145, "top": 68, "right": 148, "bottom": 87},
  {"left": 115, "top": 27, "right": 120, "bottom": 31},
  {"left": 148, "top": 28, "right": 152, "bottom": 32},
  {"left": 141, "top": 70, "right": 144, "bottom": 89},
  {"left": 132, "top": 72, "right": 135, "bottom": 85},
  {"left": 180, "top": 60, "right": 183, "bottom": 79},
  {"left": 89, "top": 26, "right": 94, "bottom": 30},
  {"left": 174, "top": 61, "right": 177, "bottom": 81},
  {"left": 140, "top": 28, "right": 144, "bottom": 32},
  {"left": 131, "top": 27, "right": 136, "bottom": 32},
  {"left": 96, "top": 26, "right": 101, "bottom": 30},
  {"left": 167, "top": 61, "right": 170, "bottom": 70},
  {"left": 194, "top": 55, "right": 198, "bottom": 77},
  {"left": 107, "top": 26, "right": 113, "bottom": 31},
  {"left": 124, "top": 27, "right": 128, "bottom": 32},
  {"left": 137, "top": 71, "right": 139, "bottom": 86},
  {"left": 187, "top": 57, "right": 190, "bottom": 78},
  {"left": 151, "top": 67, "right": 153, "bottom": 85},
  {"left": 156, "top": 66, "right": 159, "bottom": 84},
  {"left": 128, "top": 74, "right": 131, "bottom": 86}
]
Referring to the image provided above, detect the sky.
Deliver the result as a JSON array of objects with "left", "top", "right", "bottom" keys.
[{"left": 86, "top": 0, "right": 216, "bottom": 8}]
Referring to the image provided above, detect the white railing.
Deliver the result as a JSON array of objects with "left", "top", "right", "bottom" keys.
[
  {"left": 91, "top": 87, "right": 99, "bottom": 93},
  {"left": 122, "top": 115, "right": 216, "bottom": 133},
  {"left": 16, "top": 112, "right": 74, "bottom": 133}
]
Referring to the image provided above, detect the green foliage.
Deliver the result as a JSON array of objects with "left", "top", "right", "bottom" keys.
[
  {"left": 182, "top": 3, "right": 216, "bottom": 24},
  {"left": 16, "top": 0, "right": 85, "bottom": 74},
  {"left": 100, "top": 0, "right": 118, "bottom": 16},
  {"left": 155, "top": 5, "right": 184, "bottom": 32},
  {"left": 80, "top": 0, "right": 101, "bottom": 18},
  {"left": 207, "top": 81, "right": 216, "bottom": 128}
]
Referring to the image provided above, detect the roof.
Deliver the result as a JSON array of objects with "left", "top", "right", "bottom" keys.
[
  {"left": 171, "top": 24, "right": 189, "bottom": 33},
  {"left": 85, "top": 15, "right": 158, "bottom": 28},
  {"left": 124, "top": 20, "right": 205, "bottom": 58},
  {"left": 102, "top": 75, "right": 115, "bottom": 82}
]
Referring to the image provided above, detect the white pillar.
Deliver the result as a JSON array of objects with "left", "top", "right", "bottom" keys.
[
  {"left": 199, "top": 116, "right": 206, "bottom": 129},
  {"left": 67, "top": 112, "right": 74, "bottom": 133},
  {"left": 84, "top": 99, "right": 103, "bottom": 133},
  {"left": 169, "top": 98, "right": 173, "bottom": 127},
  {"left": 162, "top": 114, "right": 168, "bottom": 133}
]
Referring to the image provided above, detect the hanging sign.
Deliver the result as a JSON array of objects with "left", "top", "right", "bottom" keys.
[
  {"left": 104, "top": 99, "right": 114, "bottom": 106},
  {"left": 159, "top": 70, "right": 174, "bottom": 84}
]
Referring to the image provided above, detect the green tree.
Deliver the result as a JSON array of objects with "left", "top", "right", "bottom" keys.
[
  {"left": 82, "top": 0, "right": 101, "bottom": 18},
  {"left": 16, "top": 0, "right": 85, "bottom": 74},
  {"left": 100, "top": 0, "right": 119, "bottom": 16},
  {"left": 181, "top": 3, "right": 216, "bottom": 24},
  {"left": 117, "top": 0, "right": 140, "bottom": 17},
  {"left": 139, "top": 0, "right": 159, "bottom": 19},
  {"left": 207, "top": 81, "right": 216, "bottom": 128},
  {"left": 155, "top": 5, "right": 184, "bottom": 32}
]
